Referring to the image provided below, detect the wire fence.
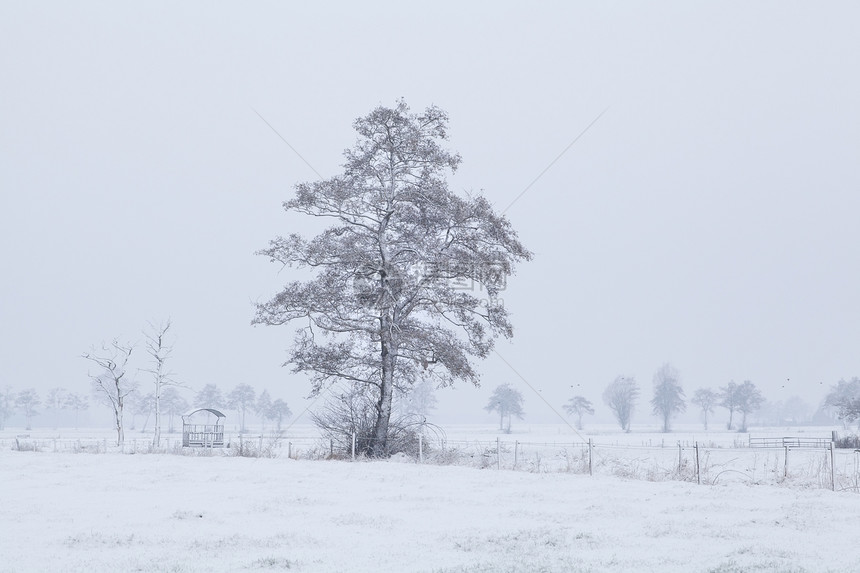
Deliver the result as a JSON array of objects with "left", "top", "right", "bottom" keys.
[
  {"left": 423, "top": 437, "right": 860, "bottom": 492},
  {"left": 0, "top": 433, "right": 322, "bottom": 458},
  {"left": 5, "top": 432, "right": 860, "bottom": 492}
]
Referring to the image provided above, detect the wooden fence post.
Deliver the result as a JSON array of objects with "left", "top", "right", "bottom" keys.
[
  {"left": 695, "top": 442, "right": 701, "bottom": 485},
  {"left": 496, "top": 437, "right": 501, "bottom": 470},
  {"left": 678, "top": 442, "right": 683, "bottom": 476},
  {"left": 419, "top": 434, "right": 423, "bottom": 464},
  {"left": 588, "top": 439, "right": 593, "bottom": 476},
  {"left": 514, "top": 441, "right": 519, "bottom": 469},
  {"left": 784, "top": 446, "right": 789, "bottom": 479},
  {"left": 830, "top": 441, "right": 836, "bottom": 491}
]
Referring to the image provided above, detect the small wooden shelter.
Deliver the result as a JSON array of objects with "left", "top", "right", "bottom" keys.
[{"left": 182, "top": 408, "right": 226, "bottom": 448}]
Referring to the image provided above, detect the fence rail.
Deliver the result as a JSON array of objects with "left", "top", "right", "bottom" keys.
[{"left": 749, "top": 436, "right": 833, "bottom": 449}]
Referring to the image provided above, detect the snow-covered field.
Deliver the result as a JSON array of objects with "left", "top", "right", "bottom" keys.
[{"left": 2, "top": 443, "right": 860, "bottom": 572}]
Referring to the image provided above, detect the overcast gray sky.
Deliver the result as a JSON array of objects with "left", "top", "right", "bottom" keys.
[{"left": 2, "top": 2, "right": 859, "bottom": 427}]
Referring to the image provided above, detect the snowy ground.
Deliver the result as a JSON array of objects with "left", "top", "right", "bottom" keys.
[{"left": 2, "top": 446, "right": 859, "bottom": 572}]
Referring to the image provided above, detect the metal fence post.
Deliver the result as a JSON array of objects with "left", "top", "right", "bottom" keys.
[
  {"left": 784, "top": 446, "right": 789, "bottom": 479},
  {"left": 419, "top": 434, "right": 423, "bottom": 464},
  {"left": 497, "top": 437, "right": 501, "bottom": 470},
  {"left": 678, "top": 442, "right": 683, "bottom": 476},
  {"left": 351, "top": 432, "right": 356, "bottom": 461},
  {"left": 514, "top": 441, "right": 518, "bottom": 469}
]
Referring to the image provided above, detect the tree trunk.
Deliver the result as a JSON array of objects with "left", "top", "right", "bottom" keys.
[
  {"left": 115, "top": 401, "right": 125, "bottom": 446},
  {"left": 371, "top": 332, "right": 396, "bottom": 457},
  {"left": 154, "top": 381, "right": 162, "bottom": 447}
]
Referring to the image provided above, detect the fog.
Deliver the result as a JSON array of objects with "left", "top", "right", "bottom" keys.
[{"left": 2, "top": 2, "right": 859, "bottom": 427}]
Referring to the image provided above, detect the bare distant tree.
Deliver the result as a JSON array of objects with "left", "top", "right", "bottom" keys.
[
  {"left": 650, "top": 364, "right": 686, "bottom": 432},
  {"left": 735, "top": 380, "right": 764, "bottom": 432},
  {"left": 484, "top": 383, "right": 525, "bottom": 433},
  {"left": 255, "top": 389, "right": 273, "bottom": 431},
  {"left": 83, "top": 339, "right": 136, "bottom": 446},
  {"left": 16, "top": 389, "right": 40, "bottom": 430},
  {"left": 63, "top": 393, "right": 89, "bottom": 428},
  {"left": 1, "top": 386, "right": 17, "bottom": 430},
  {"left": 759, "top": 396, "right": 811, "bottom": 425},
  {"left": 45, "top": 387, "right": 67, "bottom": 429},
  {"left": 194, "top": 384, "right": 225, "bottom": 410},
  {"left": 399, "top": 378, "right": 438, "bottom": 420},
  {"left": 603, "top": 376, "right": 639, "bottom": 432},
  {"left": 128, "top": 391, "right": 155, "bottom": 432},
  {"left": 253, "top": 101, "right": 532, "bottom": 456},
  {"left": 160, "top": 387, "right": 188, "bottom": 433},
  {"left": 143, "top": 319, "right": 180, "bottom": 447},
  {"left": 825, "top": 378, "right": 860, "bottom": 428},
  {"left": 720, "top": 381, "right": 740, "bottom": 430},
  {"left": 563, "top": 396, "right": 594, "bottom": 430},
  {"left": 691, "top": 388, "right": 718, "bottom": 430},
  {"left": 270, "top": 399, "right": 292, "bottom": 432},
  {"left": 227, "top": 384, "right": 256, "bottom": 433}
]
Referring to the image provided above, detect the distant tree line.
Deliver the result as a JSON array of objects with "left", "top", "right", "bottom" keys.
[
  {"left": 192, "top": 382, "right": 292, "bottom": 433},
  {"left": 1, "top": 321, "right": 291, "bottom": 450},
  {"left": 557, "top": 363, "right": 835, "bottom": 433},
  {"left": 0, "top": 386, "right": 90, "bottom": 431}
]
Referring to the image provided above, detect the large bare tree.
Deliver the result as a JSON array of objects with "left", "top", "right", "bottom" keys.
[
  {"left": 254, "top": 101, "right": 531, "bottom": 456},
  {"left": 83, "top": 339, "right": 136, "bottom": 446}
]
